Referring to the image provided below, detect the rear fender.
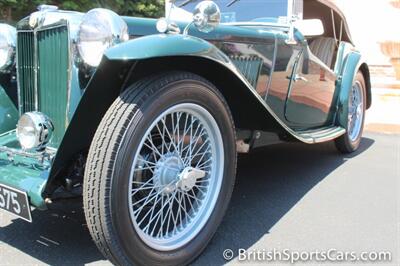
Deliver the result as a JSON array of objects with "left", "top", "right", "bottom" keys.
[{"left": 336, "top": 49, "right": 363, "bottom": 128}]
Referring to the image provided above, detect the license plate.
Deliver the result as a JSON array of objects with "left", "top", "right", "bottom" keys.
[{"left": 0, "top": 184, "right": 32, "bottom": 222}]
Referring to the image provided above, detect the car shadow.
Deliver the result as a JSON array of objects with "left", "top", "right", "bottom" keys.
[
  {"left": 192, "top": 137, "right": 375, "bottom": 265},
  {"left": 0, "top": 138, "right": 374, "bottom": 265}
]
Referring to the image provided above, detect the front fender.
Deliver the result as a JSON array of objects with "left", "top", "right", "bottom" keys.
[
  {"left": 105, "top": 34, "right": 230, "bottom": 62},
  {"left": 0, "top": 83, "right": 18, "bottom": 134}
]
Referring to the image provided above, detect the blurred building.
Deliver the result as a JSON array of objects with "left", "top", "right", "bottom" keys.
[{"left": 334, "top": 0, "right": 400, "bottom": 86}]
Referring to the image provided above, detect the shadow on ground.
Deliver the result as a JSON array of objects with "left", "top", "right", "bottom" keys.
[{"left": 0, "top": 138, "right": 374, "bottom": 265}]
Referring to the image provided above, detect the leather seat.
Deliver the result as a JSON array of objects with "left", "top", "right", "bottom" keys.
[{"left": 309, "top": 37, "right": 336, "bottom": 68}]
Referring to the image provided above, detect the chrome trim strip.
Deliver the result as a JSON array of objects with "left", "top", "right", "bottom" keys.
[
  {"left": 65, "top": 21, "right": 72, "bottom": 127},
  {"left": 33, "top": 30, "right": 38, "bottom": 110},
  {"left": 15, "top": 29, "right": 22, "bottom": 116}
]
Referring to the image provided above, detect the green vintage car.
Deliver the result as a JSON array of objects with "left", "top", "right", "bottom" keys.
[{"left": 0, "top": 0, "right": 371, "bottom": 264}]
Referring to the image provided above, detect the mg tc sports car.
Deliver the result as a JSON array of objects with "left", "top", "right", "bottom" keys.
[{"left": 0, "top": 0, "right": 371, "bottom": 265}]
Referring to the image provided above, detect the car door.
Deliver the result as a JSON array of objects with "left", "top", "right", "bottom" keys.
[
  {"left": 265, "top": 37, "right": 303, "bottom": 124},
  {"left": 284, "top": 44, "right": 337, "bottom": 129}
]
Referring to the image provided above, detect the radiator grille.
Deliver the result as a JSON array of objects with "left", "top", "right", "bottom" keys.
[
  {"left": 17, "top": 25, "right": 70, "bottom": 147},
  {"left": 17, "top": 31, "right": 36, "bottom": 113}
]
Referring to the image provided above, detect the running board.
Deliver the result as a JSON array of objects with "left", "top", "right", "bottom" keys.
[{"left": 295, "top": 126, "right": 346, "bottom": 144}]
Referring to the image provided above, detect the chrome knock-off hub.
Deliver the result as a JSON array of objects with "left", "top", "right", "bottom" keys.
[
  {"left": 154, "top": 153, "right": 183, "bottom": 194},
  {"left": 153, "top": 153, "right": 207, "bottom": 194}
]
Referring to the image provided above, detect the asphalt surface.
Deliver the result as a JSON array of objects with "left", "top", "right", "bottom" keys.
[{"left": 0, "top": 131, "right": 398, "bottom": 265}]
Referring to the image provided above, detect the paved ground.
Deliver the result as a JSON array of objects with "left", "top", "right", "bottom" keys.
[{"left": 0, "top": 130, "right": 398, "bottom": 266}]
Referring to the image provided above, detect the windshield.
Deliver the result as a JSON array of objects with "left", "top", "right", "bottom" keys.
[{"left": 168, "top": 0, "right": 289, "bottom": 24}]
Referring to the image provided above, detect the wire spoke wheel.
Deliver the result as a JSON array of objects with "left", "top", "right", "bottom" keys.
[
  {"left": 347, "top": 80, "right": 364, "bottom": 142},
  {"left": 84, "top": 73, "right": 236, "bottom": 265},
  {"left": 129, "top": 103, "right": 224, "bottom": 251}
]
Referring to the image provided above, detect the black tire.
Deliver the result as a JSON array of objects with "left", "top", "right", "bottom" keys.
[
  {"left": 83, "top": 71, "right": 237, "bottom": 266},
  {"left": 335, "top": 71, "right": 366, "bottom": 153}
]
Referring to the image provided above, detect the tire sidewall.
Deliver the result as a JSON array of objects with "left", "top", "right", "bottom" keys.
[{"left": 110, "top": 79, "right": 236, "bottom": 265}]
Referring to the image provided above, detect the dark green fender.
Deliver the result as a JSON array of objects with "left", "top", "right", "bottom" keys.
[
  {"left": 334, "top": 42, "right": 371, "bottom": 130},
  {"left": 0, "top": 84, "right": 18, "bottom": 134}
]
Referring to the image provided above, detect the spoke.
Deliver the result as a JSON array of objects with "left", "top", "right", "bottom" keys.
[
  {"left": 173, "top": 112, "right": 183, "bottom": 155},
  {"left": 143, "top": 194, "right": 171, "bottom": 234},
  {"left": 196, "top": 157, "right": 212, "bottom": 169},
  {"left": 178, "top": 113, "right": 190, "bottom": 155},
  {"left": 144, "top": 136, "right": 162, "bottom": 158},
  {"left": 195, "top": 186, "right": 207, "bottom": 196},
  {"left": 194, "top": 148, "right": 212, "bottom": 169},
  {"left": 136, "top": 159, "right": 156, "bottom": 174},
  {"left": 157, "top": 193, "right": 175, "bottom": 237},
  {"left": 190, "top": 137, "right": 211, "bottom": 158},
  {"left": 194, "top": 184, "right": 208, "bottom": 189},
  {"left": 180, "top": 116, "right": 197, "bottom": 154},
  {"left": 184, "top": 134, "right": 209, "bottom": 166},
  {"left": 182, "top": 117, "right": 199, "bottom": 158},
  {"left": 170, "top": 192, "right": 180, "bottom": 234},
  {"left": 133, "top": 187, "right": 159, "bottom": 210},
  {"left": 133, "top": 165, "right": 156, "bottom": 172},
  {"left": 131, "top": 184, "right": 166, "bottom": 195},
  {"left": 131, "top": 175, "right": 156, "bottom": 185},
  {"left": 183, "top": 126, "right": 206, "bottom": 166},
  {"left": 160, "top": 115, "right": 180, "bottom": 154},
  {"left": 171, "top": 113, "right": 176, "bottom": 150},
  {"left": 184, "top": 190, "right": 201, "bottom": 206},
  {"left": 185, "top": 191, "right": 195, "bottom": 213},
  {"left": 137, "top": 158, "right": 157, "bottom": 166},
  {"left": 196, "top": 179, "right": 210, "bottom": 184},
  {"left": 143, "top": 194, "right": 163, "bottom": 233},
  {"left": 166, "top": 190, "right": 178, "bottom": 235},
  {"left": 155, "top": 122, "right": 169, "bottom": 154},
  {"left": 180, "top": 191, "right": 190, "bottom": 224},
  {"left": 138, "top": 193, "right": 163, "bottom": 228},
  {"left": 175, "top": 191, "right": 185, "bottom": 229}
]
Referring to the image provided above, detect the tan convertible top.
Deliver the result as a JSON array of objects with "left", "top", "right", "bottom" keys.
[{"left": 303, "top": 0, "right": 353, "bottom": 44}]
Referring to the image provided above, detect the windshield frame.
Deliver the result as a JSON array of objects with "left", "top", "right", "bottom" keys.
[{"left": 165, "top": 0, "right": 299, "bottom": 27}]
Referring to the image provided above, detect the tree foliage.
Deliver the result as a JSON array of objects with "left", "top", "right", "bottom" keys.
[{"left": 0, "top": 0, "right": 164, "bottom": 23}]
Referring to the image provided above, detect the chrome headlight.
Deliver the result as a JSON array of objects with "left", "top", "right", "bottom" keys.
[
  {"left": 0, "top": 24, "right": 16, "bottom": 72},
  {"left": 16, "top": 112, "right": 54, "bottom": 151},
  {"left": 77, "top": 8, "right": 129, "bottom": 67}
]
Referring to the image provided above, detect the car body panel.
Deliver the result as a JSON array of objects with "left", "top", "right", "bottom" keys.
[
  {"left": 0, "top": 131, "right": 48, "bottom": 209},
  {"left": 0, "top": 83, "right": 19, "bottom": 134}
]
